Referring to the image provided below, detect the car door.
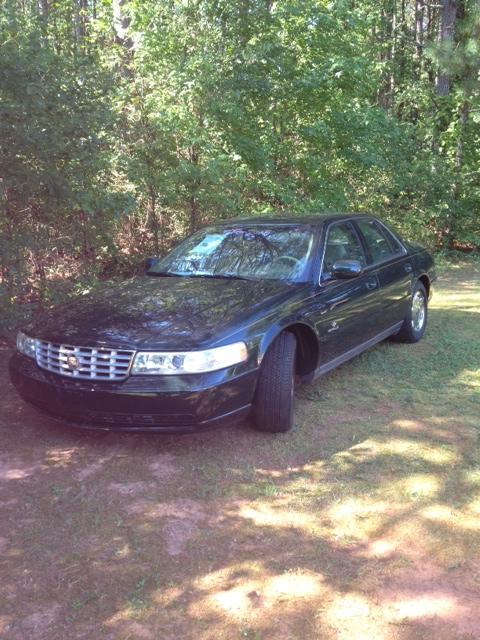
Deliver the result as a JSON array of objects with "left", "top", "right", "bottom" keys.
[
  {"left": 354, "top": 218, "right": 413, "bottom": 330},
  {"left": 308, "top": 221, "right": 383, "bottom": 368}
]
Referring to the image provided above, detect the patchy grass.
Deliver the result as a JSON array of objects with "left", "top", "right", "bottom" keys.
[{"left": 0, "top": 263, "right": 479, "bottom": 640}]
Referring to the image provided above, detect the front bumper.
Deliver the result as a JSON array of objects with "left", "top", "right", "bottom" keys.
[{"left": 9, "top": 353, "right": 257, "bottom": 432}]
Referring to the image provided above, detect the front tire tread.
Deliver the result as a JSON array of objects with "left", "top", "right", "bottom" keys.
[{"left": 253, "top": 332, "right": 296, "bottom": 433}]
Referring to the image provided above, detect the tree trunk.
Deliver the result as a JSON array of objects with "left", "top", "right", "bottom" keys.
[
  {"left": 426, "top": 1, "right": 437, "bottom": 84},
  {"left": 28, "top": 248, "right": 47, "bottom": 304},
  {"left": 188, "top": 145, "right": 200, "bottom": 233},
  {"left": 435, "top": 0, "right": 458, "bottom": 95},
  {"left": 113, "top": 0, "right": 134, "bottom": 51},
  {"left": 414, "top": 0, "right": 424, "bottom": 76},
  {"left": 377, "top": 2, "right": 394, "bottom": 109},
  {"left": 395, "top": 0, "right": 408, "bottom": 117},
  {"left": 39, "top": 0, "right": 48, "bottom": 18},
  {"left": 189, "top": 194, "right": 198, "bottom": 234},
  {"left": 75, "top": 0, "right": 88, "bottom": 45},
  {"left": 455, "top": 99, "right": 469, "bottom": 170},
  {"left": 390, "top": 0, "right": 397, "bottom": 102},
  {"left": 148, "top": 188, "right": 160, "bottom": 255},
  {"left": 112, "top": 0, "right": 134, "bottom": 74}
]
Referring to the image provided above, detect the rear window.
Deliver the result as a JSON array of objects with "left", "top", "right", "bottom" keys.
[
  {"left": 378, "top": 223, "right": 406, "bottom": 255},
  {"left": 357, "top": 220, "right": 403, "bottom": 263}
]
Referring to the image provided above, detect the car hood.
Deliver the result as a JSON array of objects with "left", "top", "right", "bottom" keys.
[{"left": 26, "top": 276, "right": 302, "bottom": 349}]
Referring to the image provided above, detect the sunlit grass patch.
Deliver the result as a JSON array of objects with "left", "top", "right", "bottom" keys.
[
  {"left": 462, "top": 466, "right": 480, "bottom": 486},
  {"left": 236, "top": 501, "right": 318, "bottom": 532},
  {"left": 339, "top": 436, "right": 458, "bottom": 467},
  {"left": 455, "top": 367, "right": 480, "bottom": 392},
  {"left": 402, "top": 474, "right": 441, "bottom": 499},
  {"left": 1, "top": 262, "right": 479, "bottom": 640},
  {"left": 326, "top": 498, "right": 396, "bottom": 542}
]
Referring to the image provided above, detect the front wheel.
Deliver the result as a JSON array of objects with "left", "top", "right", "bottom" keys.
[
  {"left": 395, "top": 281, "right": 428, "bottom": 343},
  {"left": 253, "top": 332, "right": 296, "bottom": 433}
]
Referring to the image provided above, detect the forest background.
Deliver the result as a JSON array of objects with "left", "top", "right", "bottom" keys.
[{"left": 1, "top": 0, "right": 479, "bottom": 331}]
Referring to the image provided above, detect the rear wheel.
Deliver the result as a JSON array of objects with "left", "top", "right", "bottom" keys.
[
  {"left": 253, "top": 332, "right": 296, "bottom": 433},
  {"left": 395, "top": 281, "right": 428, "bottom": 343}
]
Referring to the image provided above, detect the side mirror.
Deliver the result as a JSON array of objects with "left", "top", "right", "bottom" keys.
[
  {"left": 332, "top": 259, "right": 363, "bottom": 279},
  {"left": 145, "top": 257, "right": 160, "bottom": 271}
]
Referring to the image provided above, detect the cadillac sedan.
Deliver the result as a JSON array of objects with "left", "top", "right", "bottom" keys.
[{"left": 9, "top": 214, "right": 435, "bottom": 433}]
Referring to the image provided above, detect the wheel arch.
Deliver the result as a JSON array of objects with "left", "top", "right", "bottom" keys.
[
  {"left": 258, "top": 321, "right": 319, "bottom": 379},
  {"left": 418, "top": 274, "right": 431, "bottom": 299}
]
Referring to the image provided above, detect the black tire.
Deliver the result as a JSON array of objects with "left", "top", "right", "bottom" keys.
[
  {"left": 394, "top": 281, "right": 428, "bottom": 343},
  {"left": 253, "top": 332, "right": 296, "bottom": 433}
]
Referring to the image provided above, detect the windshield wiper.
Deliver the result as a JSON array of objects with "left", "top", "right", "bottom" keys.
[
  {"left": 147, "top": 271, "right": 255, "bottom": 281},
  {"left": 146, "top": 271, "right": 184, "bottom": 277},
  {"left": 190, "top": 273, "right": 256, "bottom": 281}
]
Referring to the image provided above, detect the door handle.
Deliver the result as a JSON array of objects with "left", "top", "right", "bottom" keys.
[
  {"left": 365, "top": 279, "right": 377, "bottom": 291},
  {"left": 404, "top": 263, "right": 413, "bottom": 273}
]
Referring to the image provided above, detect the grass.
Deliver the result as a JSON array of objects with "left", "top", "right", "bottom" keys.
[{"left": 0, "top": 260, "right": 479, "bottom": 639}]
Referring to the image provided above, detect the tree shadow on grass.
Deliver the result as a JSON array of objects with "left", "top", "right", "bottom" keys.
[{"left": 0, "top": 295, "right": 479, "bottom": 639}]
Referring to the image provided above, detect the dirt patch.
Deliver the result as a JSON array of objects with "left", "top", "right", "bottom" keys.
[
  {"left": 105, "top": 618, "right": 157, "bottom": 639},
  {"left": 163, "top": 518, "right": 201, "bottom": 556},
  {"left": 0, "top": 454, "right": 45, "bottom": 481},
  {"left": 147, "top": 454, "right": 178, "bottom": 480},
  {"left": 75, "top": 459, "right": 109, "bottom": 481},
  {"left": 7, "top": 604, "right": 61, "bottom": 640},
  {"left": 380, "top": 560, "right": 480, "bottom": 636},
  {"left": 124, "top": 498, "right": 207, "bottom": 556},
  {"left": 108, "top": 481, "right": 156, "bottom": 496},
  {"left": 127, "top": 497, "right": 204, "bottom": 516},
  {"left": 1, "top": 266, "right": 479, "bottom": 640}
]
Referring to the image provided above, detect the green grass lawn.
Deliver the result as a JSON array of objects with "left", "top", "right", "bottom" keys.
[{"left": 0, "top": 261, "right": 479, "bottom": 640}]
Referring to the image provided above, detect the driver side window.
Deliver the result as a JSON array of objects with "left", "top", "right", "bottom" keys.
[{"left": 322, "top": 222, "right": 366, "bottom": 282}]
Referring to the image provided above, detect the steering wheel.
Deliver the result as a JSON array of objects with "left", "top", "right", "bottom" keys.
[{"left": 270, "top": 256, "right": 301, "bottom": 269}]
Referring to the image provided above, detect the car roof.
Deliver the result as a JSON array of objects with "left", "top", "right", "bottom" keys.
[{"left": 208, "top": 213, "right": 372, "bottom": 228}]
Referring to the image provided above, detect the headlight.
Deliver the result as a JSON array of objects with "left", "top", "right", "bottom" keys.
[
  {"left": 131, "top": 342, "right": 248, "bottom": 375},
  {"left": 17, "top": 332, "right": 36, "bottom": 359}
]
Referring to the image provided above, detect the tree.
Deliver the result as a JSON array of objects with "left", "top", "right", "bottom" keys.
[{"left": 1, "top": 0, "right": 479, "bottom": 332}]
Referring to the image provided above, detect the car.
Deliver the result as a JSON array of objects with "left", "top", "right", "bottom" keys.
[{"left": 9, "top": 214, "right": 436, "bottom": 434}]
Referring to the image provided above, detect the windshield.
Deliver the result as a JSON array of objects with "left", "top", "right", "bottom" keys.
[{"left": 149, "top": 226, "right": 314, "bottom": 282}]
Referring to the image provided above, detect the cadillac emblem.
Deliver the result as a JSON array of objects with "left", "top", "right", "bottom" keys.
[{"left": 66, "top": 355, "right": 79, "bottom": 370}]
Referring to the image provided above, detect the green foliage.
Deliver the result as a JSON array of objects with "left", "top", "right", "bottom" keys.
[{"left": 0, "top": 0, "right": 479, "bottom": 333}]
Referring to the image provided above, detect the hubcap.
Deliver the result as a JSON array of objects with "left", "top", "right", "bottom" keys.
[{"left": 411, "top": 290, "right": 426, "bottom": 332}]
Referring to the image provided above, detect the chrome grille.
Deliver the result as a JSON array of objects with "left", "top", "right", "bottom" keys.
[{"left": 35, "top": 340, "right": 135, "bottom": 381}]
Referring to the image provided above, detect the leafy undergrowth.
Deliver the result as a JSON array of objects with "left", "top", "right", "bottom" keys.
[{"left": 0, "top": 264, "right": 479, "bottom": 640}]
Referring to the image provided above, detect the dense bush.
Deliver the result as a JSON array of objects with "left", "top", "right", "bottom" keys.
[{"left": 1, "top": 0, "right": 479, "bottom": 333}]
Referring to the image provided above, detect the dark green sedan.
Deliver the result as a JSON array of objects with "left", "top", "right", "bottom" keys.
[{"left": 10, "top": 214, "right": 436, "bottom": 434}]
